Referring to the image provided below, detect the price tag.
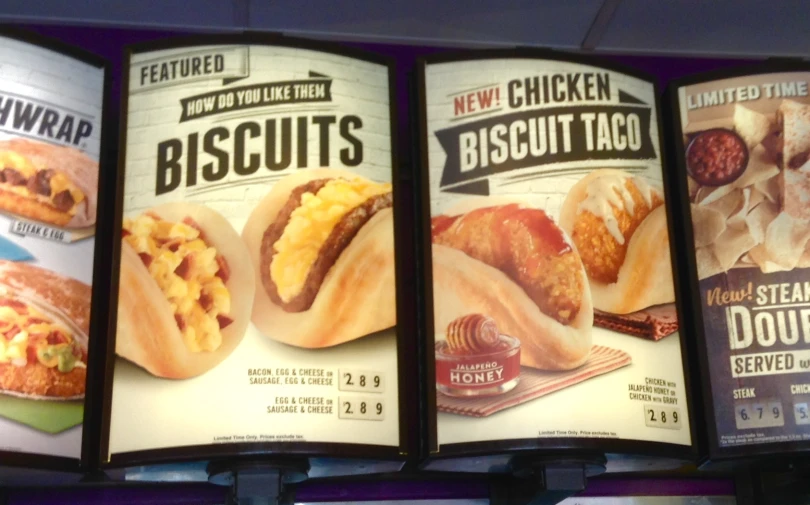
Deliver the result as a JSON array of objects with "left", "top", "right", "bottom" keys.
[
  {"left": 338, "top": 396, "right": 385, "bottom": 421},
  {"left": 643, "top": 405, "right": 682, "bottom": 430},
  {"left": 734, "top": 399, "right": 785, "bottom": 429},
  {"left": 794, "top": 402, "right": 810, "bottom": 425},
  {"left": 338, "top": 369, "right": 385, "bottom": 393}
]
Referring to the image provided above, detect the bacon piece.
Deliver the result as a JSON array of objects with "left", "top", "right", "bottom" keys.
[
  {"left": 174, "top": 255, "right": 192, "bottom": 280},
  {"left": 174, "top": 314, "right": 186, "bottom": 331},
  {"left": 138, "top": 253, "right": 153, "bottom": 268},
  {"left": 199, "top": 292, "right": 213, "bottom": 311},
  {"left": 0, "top": 299, "right": 27, "bottom": 312},
  {"left": 121, "top": 229, "right": 132, "bottom": 238},
  {"left": 216, "top": 314, "right": 233, "bottom": 329},
  {"left": 165, "top": 239, "right": 182, "bottom": 252},
  {"left": 215, "top": 255, "right": 230, "bottom": 283}
]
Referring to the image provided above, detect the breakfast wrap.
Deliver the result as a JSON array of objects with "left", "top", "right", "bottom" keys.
[
  {"left": 242, "top": 168, "right": 396, "bottom": 349},
  {"left": 116, "top": 202, "right": 255, "bottom": 379},
  {"left": 0, "top": 138, "right": 98, "bottom": 228},
  {"left": 0, "top": 260, "right": 90, "bottom": 400}
]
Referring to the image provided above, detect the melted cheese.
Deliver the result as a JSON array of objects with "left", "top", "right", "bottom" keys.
[
  {"left": 270, "top": 178, "right": 391, "bottom": 303},
  {"left": 0, "top": 150, "right": 85, "bottom": 215},
  {"left": 577, "top": 173, "right": 658, "bottom": 244},
  {"left": 0, "top": 299, "right": 83, "bottom": 372},
  {"left": 123, "top": 214, "right": 231, "bottom": 353}
]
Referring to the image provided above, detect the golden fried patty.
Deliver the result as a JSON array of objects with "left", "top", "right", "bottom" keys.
[
  {"left": 433, "top": 204, "right": 583, "bottom": 325},
  {"left": 572, "top": 179, "right": 663, "bottom": 284},
  {"left": 0, "top": 362, "right": 85, "bottom": 398}
]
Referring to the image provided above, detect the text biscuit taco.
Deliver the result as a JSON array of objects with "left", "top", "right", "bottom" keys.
[
  {"left": 430, "top": 199, "right": 593, "bottom": 371},
  {"left": 0, "top": 138, "right": 98, "bottom": 228},
  {"left": 242, "top": 168, "right": 396, "bottom": 348},
  {"left": 560, "top": 169, "right": 675, "bottom": 315},
  {"left": 0, "top": 261, "right": 90, "bottom": 400},
  {"left": 116, "top": 203, "right": 255, "bottom": 379}
]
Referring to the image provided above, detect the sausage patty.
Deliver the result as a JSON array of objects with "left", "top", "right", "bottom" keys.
[{"left": 261, "top": 179, "right": 393, "bottom": 313}]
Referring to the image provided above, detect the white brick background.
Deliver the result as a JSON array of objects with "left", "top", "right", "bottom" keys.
[
  {"left": 111, "top": 45, "right": 399, "bottom": 453},
  {"left": 0, "top": 37, "right": 103, "bottom": 158},
  {"left": 125, "top": 45, "right": 392, "bottom": 226},
  {"left": 424, "top": 59, "right": 663, "bottom": 221}
]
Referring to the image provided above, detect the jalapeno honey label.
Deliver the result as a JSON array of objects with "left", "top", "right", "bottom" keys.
[
  {"left": 676, "top": 72, "right": 810, "bottom": 449},
  {"left": 421, "top": 55, "right": 692, "bottom": 450},
  {"left": 108, "top": 41, "right": 399, "bottom": 458},
  {"left": 0, "top": 33, "right": 104, "bottom": 461}
]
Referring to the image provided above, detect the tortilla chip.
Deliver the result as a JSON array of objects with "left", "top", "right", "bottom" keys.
[
  {"left": 695, "top": 246, "right": 725, "bottom": 280},
  {"left": 760, "top": 211, "right": 810, "bottom": 270},
  {"left": 727, "top": 188, "right": 751, "bottom": 230},
  {"left": 691, "top": 204, "right": 727, "bottom": 248},
  {"left": 713, "top": 225, "right": 758, "bottom": 271},
  {"left": 748, "top": 244, "right": 791, "bottom": 273},
  {"left": 798, "top": 247, "right": 810, "bottom": 268},
  {"left": 745, "top": 201, "right": 779, "bottom": 246},
  {"left": 748, "top": 188, "right": 766, "bottom": 210},
  {"left": 734, "top": 104, "right": 773, "bottom": 149},
  {"left": 732, "top": 144, "right": 780, "bottom": 190},
  {"left": 754, "top": 174, "right": 780, "bottom": 204},
  {"left": 705, "top": 189, "right": 744, "bottom": 218}
]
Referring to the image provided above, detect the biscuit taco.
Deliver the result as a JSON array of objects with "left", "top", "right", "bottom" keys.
[
  {"left": 430, "top": 198, "right": 594, "bottom": 371},
  {"left": 116, "top": 202, "right": 255, "bottom": 379},
  {"left": 0, "top": 138, "right": 98, "bottom": 228},
  {"left": 242, "top": 168, "right": 396, "bottom": 348},
  {"left": 0, "top": 261, "right": 90, "bottom": 400}
]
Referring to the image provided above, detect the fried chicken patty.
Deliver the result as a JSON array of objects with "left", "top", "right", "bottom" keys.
[
  {"left": 0, "top": 363, "right": 85, "bottom": 398},
  {"left": 571, "top": 179, "right": 663, "bottom": 284},
  {"left": 433, "top": 204, "right": 584, "bottom": 325}
]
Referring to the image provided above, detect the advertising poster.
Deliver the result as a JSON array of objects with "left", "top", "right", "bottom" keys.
[
  {"left": 0, "top": 33, "right": 103, "bottom": 460},
  {"left": 420, "top": 54, "right": 692, "bottom": 450},
  {"left": 107, "top": 39, "right": 400, "bottom": 459},
  {"left": 675, "top": 71, "right": 810, "bottom": 450}
]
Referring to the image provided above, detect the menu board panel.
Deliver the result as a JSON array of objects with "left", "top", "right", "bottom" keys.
[
  {"left": 672, "top": 69, "right": 810, "bottom": 456},
  {"left": 419, "top": 52, "right": 692, "bottom": 453},
  {"left": 107, "top": 38, "right": 400, "bottom": 460},
  {"left": 0, "top": 31, "right": 105, "bottom": 462}
]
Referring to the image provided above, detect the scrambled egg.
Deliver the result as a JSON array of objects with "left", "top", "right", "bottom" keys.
[
  {"left": 123, "top": 214, "right": 231, "bottom": 353},
  {"left": 270, "top": 178, "right": 391, "bottom": 302},
  {"left": 0, "top": 150, "right": 85, "bottom": 215},
  {"left": 0, "top": 301, "right": 84, "bottom": 373}
]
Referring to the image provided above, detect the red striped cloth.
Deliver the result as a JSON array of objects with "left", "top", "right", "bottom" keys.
[{"left": 437, "top": 345, "right": 631, "bottom": 418}]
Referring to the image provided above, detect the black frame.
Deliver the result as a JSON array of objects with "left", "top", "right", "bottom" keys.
[
  {"left": 0, "top": 26, "right": 112, "bottom": 473},
  {"left": 414, "top": 47, "right": 698, "bottom": 464},
  {"left": 99, "top": 32, "right": 413, "bottom": 468},
  {"left": 665, "top": 62, "right": 810, "bottom": 463}
]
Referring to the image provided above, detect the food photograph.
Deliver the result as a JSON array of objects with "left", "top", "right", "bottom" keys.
[
  {"left": 675, "top": 71, "right": 810, "bottom": 452},
  {"left": 0, "top": 30, "right": 104, "bottom": 462},
  {"left": 107, "top": 41, "right": 402, "bottom": 459},
  {"left": 420, "top": 54, "right": 692, "bottom": 450}
]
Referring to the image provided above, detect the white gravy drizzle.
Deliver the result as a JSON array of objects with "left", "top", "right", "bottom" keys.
[{"left": 576, "top": 173, "right": 659, "bottom": 245}]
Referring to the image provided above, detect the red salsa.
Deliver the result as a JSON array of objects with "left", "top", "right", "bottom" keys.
[{"left": 686, "top": 128, "right": 748, "bottom": 186}]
